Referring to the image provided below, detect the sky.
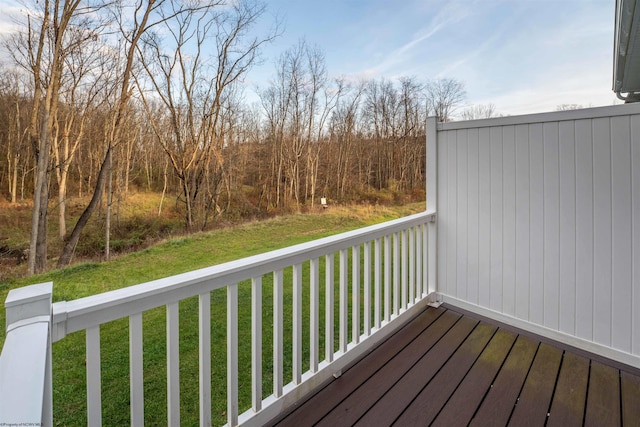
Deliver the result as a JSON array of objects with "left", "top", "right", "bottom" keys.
[
  {"left": 0, "top": 0, "right": 619, "bottom": 117},
  {"left": 245, "top": 0, "right": 619, "bottom": 116}
]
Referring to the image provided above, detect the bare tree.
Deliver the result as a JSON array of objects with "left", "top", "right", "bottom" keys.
[
  {"left": 259, "top": 57, "right": 292, "bottom": 209},
  {"left": 397, "top": 77, "right": 426, "bottom": 189},
  {"left": 362, "top": 78, "right": 401, "bottom": 189},
  {"left": 0, "top": 69, "right": 30, "bottom": 204},
  {"left": 53, "top": 33, "right": 112, "bottom": 240},
  {"left": 137, "top": 0, "right": 276, "bottom": 230},
  {"left": 555, "top": 103, "right": 585, "bottom": 111},
  {"left": 0, "top": 0, "right": 453, "bottom": 272},
  {"left": 303, "top": 43, "right": 339, "bottom": 206},
  {"left": 461, "top": 103, "right": 498, "bottom": 120},
  {"left": 58, "top": 0, "right": 185, "bottom": 267},
  {"left": 258, "top": 40, "right": 337, "bottom": 209},
  {"left": 426, "top": 78, "right": 466, "bottom": 122},
  {"left": 7, "top": 0, "right": 111, "bottom": 274},
  {"left": 326, "top": 79, "right": 363, "bottom": 198}
]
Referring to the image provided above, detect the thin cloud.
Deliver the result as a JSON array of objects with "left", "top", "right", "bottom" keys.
[
  {"left": 396, "top": 23, "right": 444, "bottom": 57},
  {"left": 362, "top": 1, "right": 474, "bottom": 77},
  {"left": 246, "top": 0, "right": 615, "bottom": 116}
]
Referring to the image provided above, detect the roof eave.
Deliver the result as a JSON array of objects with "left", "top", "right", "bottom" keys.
[{"left": 614, "top": 0, "right": 640, "bottom": 101}]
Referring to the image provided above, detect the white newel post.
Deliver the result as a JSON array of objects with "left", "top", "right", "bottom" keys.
[
  {"left": 0, "top": 282, "right": 53, "bottom": 427},
  {"left": 426, "top": 116, "right": 438, "bottom": 298}
]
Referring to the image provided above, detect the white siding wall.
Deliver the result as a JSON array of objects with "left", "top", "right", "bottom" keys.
[{"left": 436, "top": 104, "right": 640, "bottom": 361}]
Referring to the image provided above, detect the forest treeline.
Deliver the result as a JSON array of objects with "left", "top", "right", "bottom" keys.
[{"left": 0, "top": 0, "right": 491, "bottom": 275}]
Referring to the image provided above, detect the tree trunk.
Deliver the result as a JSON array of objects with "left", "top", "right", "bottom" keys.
[
  {"left": 28, "top": 112, "right": 52, "bottom": 275},
  {"left": 57, "top": 146, "right": 111, "bottom": 268},
  {"left": 124, "top": 132, "right": 133, "bottom": 197},
  {"left": 158, "top": 158, "right": 168, "bottom": 215},
  {"left": 58, "top": 167, "right": 67, "bottom": 239},
  {"left": 77, "top": 162, "right": 83, "bottom": 198},
  {"left": 183, "top": 177, "right": 193, "bottom": 231},
  {"left": 35, "top": 178, "right": 49, "bottom": 272},
  {"left": 20, "top": 165, "right": 30, "bottom": 201},
  {"left": 10, "top": 154, "right": 19, "bottom": 204},
  {"left": 105, "top": 147, "right": 112, "bottom": 261}
]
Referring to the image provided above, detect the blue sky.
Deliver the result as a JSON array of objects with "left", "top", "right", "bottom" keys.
[
  {"left": 0, "top": 0, "right": 617, "bottom": 117},
  {"left": 247, "top": 0, "right": 618, "bottom": 116}
]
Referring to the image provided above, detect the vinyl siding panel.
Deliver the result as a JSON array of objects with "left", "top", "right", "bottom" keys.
[{"left": 435, "top": 104, "right": 640, "bottom": 360}]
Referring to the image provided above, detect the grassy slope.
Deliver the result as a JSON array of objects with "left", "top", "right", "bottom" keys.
[
  {"left": 0, "top": 192, "right": 186, "bottom": 281},
  {"left": 0, "top": 202, "right": 424, "bottom": 426}
]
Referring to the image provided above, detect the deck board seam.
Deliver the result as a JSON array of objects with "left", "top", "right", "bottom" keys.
[
  {"left": 545, "top": 350, "right": 566, "bottom": 423},
  {"left": 333, "top": 311, "right": 465, "bottom": 426},
  {"left": 392, "top": 323, "right": 501, "bottom": 426},
  {"left": 270, "top": 306, "right": 446, "bottom": 426},
  {"left": 443, "top": 302, "right": 640, "bottom": 376},
  {"left": 274, "top": 305, "right": 640, "bottom": 427},
  {"left": 385, "top": 320, "right": 487, "bottom": 426},
  {"left": 313, "top": 308, "right": 457, "bottom": 426},
  {"left": 582, "top": 360, "right": 592, "bottom": 425},
  {"left": 455, "top": 330, "right": 520, "bottom": 426},
  {"left": 503, "top": 341, "right": 542, "bottom": 425}
]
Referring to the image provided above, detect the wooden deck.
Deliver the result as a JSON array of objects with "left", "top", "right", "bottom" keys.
[{"left": 270, "top": 305, "right": 640, "bottom": 426}]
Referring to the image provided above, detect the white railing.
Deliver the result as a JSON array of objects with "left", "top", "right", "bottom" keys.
[{"left": 0, "top": 210, "right": 436, "bottom": 426}]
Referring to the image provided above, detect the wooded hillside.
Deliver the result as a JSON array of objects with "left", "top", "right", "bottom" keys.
[{"left": 0, "top": 0, "right": 473, "bottom": 275}]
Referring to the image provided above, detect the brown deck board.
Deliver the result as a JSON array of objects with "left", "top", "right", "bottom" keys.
[
  {"left": 350, "top": 315, "right": 479, "bottom": 426},
  {"left": 272, "top": 306, "right": 446, "bottom": 427},
  {"left": 317, "top": 312, "right": 472, "bottom": 426},
  {"left": 469, "top": 335, "right": 539, "bottom": 426},
  {"left": 508, "top": 342, "right": 563, "bottom": 426},
  {"left": 392, "top": 322, "right": 497, "bottom": 426},
  {"left": 584, "top": 361, "right": 621, "bottom": 426},
  {"left": 274, "top": 305, "right": 640, "bottom": 427},
  {"left": 546, "top": 352, "right": 589, "bottom": 427},
  {"left": 621, "top": 371, "right": 640, "bottom": 426},
  {"left": 431, "top": 329, "right": 518, "bottom": 426}
]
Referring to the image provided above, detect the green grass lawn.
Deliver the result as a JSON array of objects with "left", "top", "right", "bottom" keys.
[{"left": 0, "top": 202, "right": 424, "bottom": 426}]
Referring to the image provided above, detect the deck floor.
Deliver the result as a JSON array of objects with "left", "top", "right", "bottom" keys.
[{"left": 271, "top": 305, "right": 640, "bottom": 427}]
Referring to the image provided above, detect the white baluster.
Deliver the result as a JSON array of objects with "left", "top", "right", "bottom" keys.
[
  {"left": 374, "top": 238, "right": 381, "bottom": 329},
  {"left": 273, "top": 270, "right": 283, "bottom": 397},
  {"left": 325, "top": 254, "right": 335, "bottom": 363},
  {"left": 352, "top": 245, "right": 360, "bottom": 344},
  {"left": 167, "top": 302, "right": 180, "bottom": 427},
  {"left": 401, "top": 229, "right": 408, "bottom": 311},
  {"left": 227, "top": 284, "right": 238, "bottom": 426},
  {"left": 251, "top": 277, "right": 262, "bottom": 412},
  {"left": 339, "top": 249, "right": 348, "bottom": 353},
  {"left": 363, "top": 242, "right": 371, "bottom": 336},
  {"left": 393, "top": 232, "right": 400, "bottom": 316},
  {"left": 199, "top": 293, "right": 211, "bottom": 426},
  {"left": 409, "top": 227, "right": 416, "bottom": 305},
  {"left": 86, "top": 326, "right": 102, "bottom": 427},
  {"left": 310, "top": 258, "right": 319, "bottom": 372},
  {"left": 293, "top": 264, "right": 302, "bottom": 384},
  {"left": 129, "top": 314, "right": 144, "bottom": 426}
]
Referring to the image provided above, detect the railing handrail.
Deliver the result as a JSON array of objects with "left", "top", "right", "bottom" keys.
[
  {"left": 0, "top": 322, "right": 50, "bottom": 421},
  {"left": 52, "top": 211, "right": 435, "bottom": 341}
]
